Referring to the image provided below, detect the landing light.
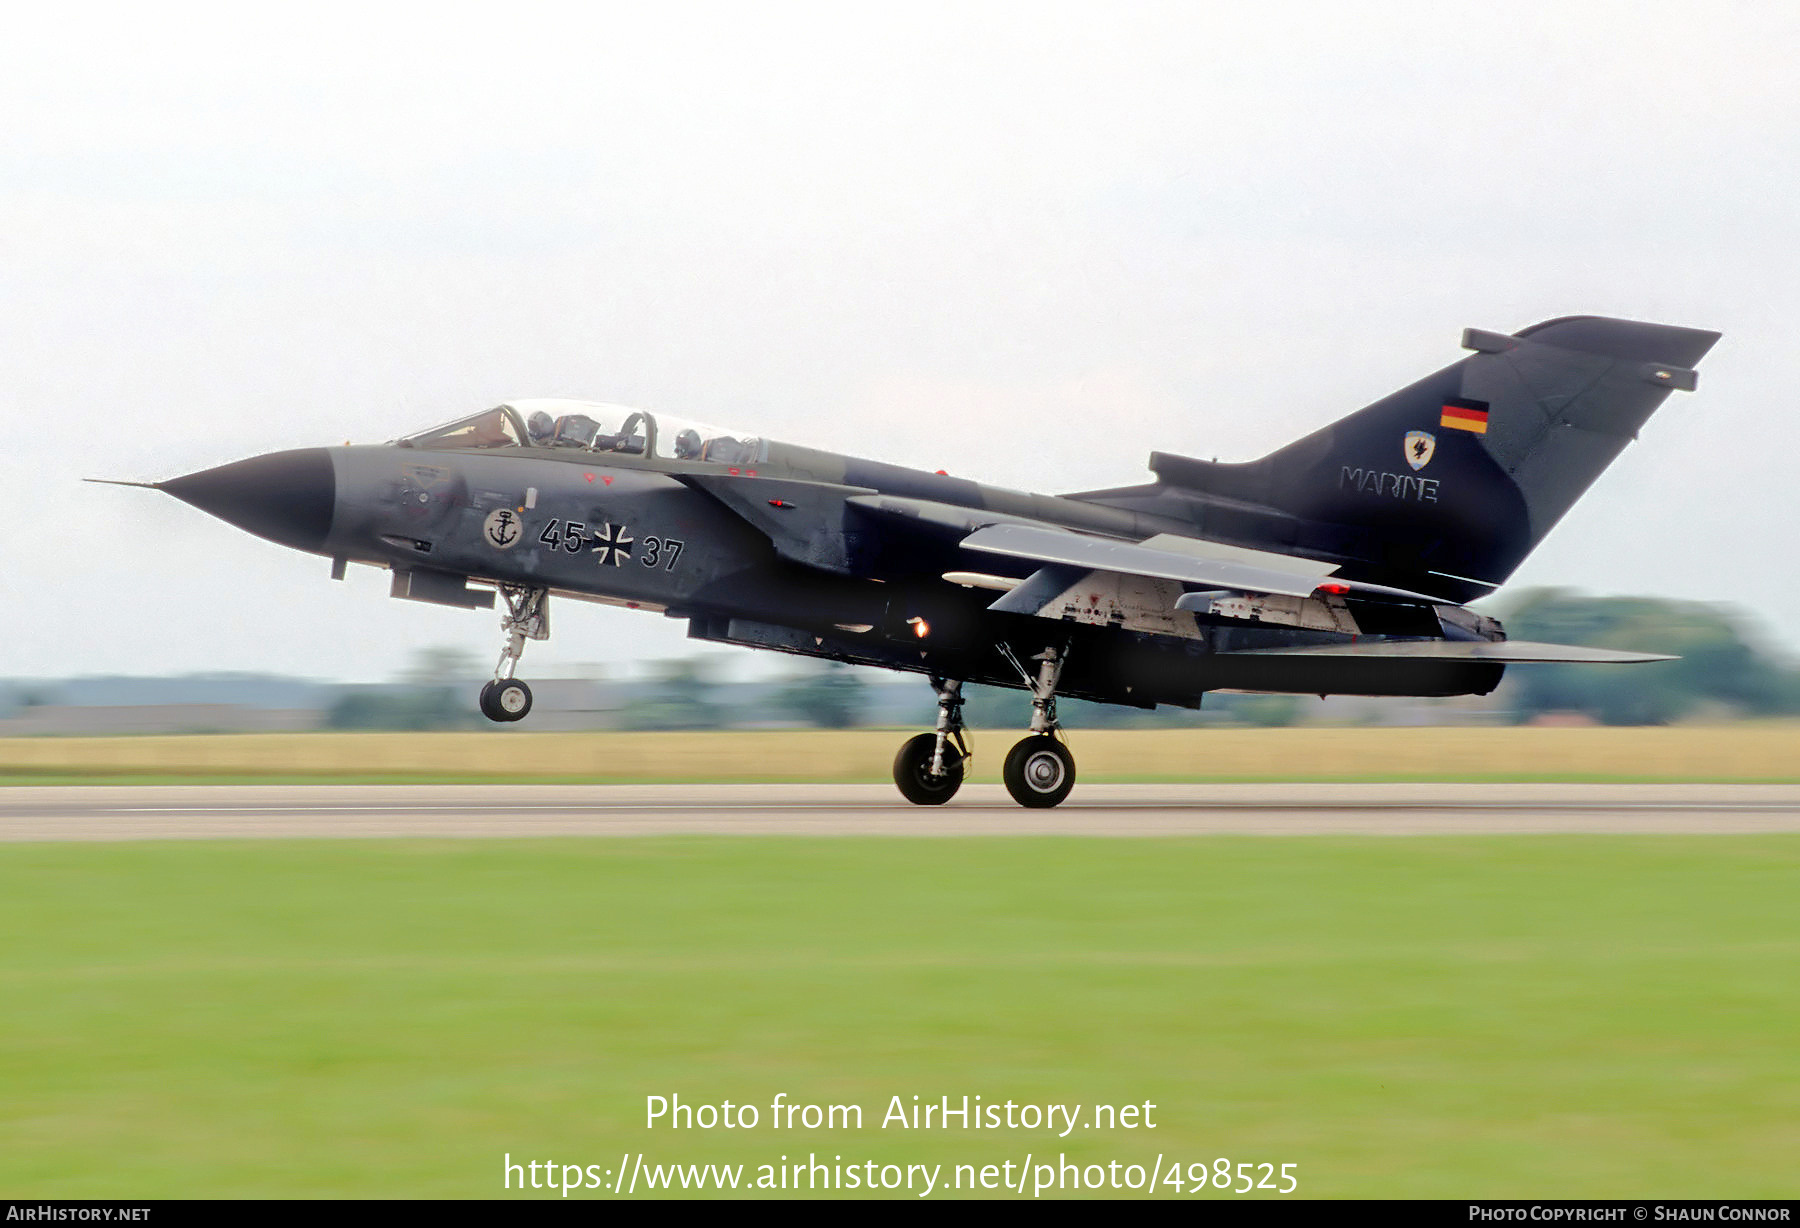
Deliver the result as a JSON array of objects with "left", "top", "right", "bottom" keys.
[{"left": 908, "top": 617, "right": 931, "bottom": 638}]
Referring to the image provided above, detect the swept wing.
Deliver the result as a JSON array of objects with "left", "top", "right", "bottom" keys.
[{"left": 959, "top": 523, "right": 1447, "bottom": 603}]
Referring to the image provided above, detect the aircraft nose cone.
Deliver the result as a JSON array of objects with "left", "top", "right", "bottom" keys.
[{"left": 161, "top": 447, "right": 336, "bottom": 553}]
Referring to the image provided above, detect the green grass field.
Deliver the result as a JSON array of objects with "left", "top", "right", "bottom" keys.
[{"left": 3, "top": 836, "right": 1797, "bottom": 1198}]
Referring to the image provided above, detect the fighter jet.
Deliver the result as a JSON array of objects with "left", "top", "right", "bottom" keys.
[{"left": 109, "top": 315, "right": 1718, "bottom": 807}]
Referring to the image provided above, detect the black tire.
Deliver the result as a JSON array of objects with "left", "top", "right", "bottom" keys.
[
  {"left": 892, "top": 732, "right": 965, "bottom": 806},
  {"left": 1002, "top": 735, "right": 1075, "bottom": 808},
  {"left": 478, "top": 681, "right": 503, "bottom": 723},
  {"left": 491, "top": 679, "right": 533, "bottom": 722}
]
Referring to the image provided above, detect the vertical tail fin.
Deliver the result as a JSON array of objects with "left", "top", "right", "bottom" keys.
[{"left": 1139, "top": 316, "right": 1720, "bottom": 601}]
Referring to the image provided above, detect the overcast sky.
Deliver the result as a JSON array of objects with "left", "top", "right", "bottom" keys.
[{"left": 4, "top": 2, "right": 1797, "bottom": 683}]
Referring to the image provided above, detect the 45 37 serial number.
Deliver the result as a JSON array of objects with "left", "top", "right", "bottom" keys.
[{"left": 534, "top": 518, "right": 684, "bottom": 570}]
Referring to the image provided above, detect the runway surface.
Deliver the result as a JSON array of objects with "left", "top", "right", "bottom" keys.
[{"left": 2, "top": 783, "right": 1798, "bottom": 841}]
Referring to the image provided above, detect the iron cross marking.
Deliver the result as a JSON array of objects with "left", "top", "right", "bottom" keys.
[{"left": 590, "top": 522, "right": 634, "bottom": 566}]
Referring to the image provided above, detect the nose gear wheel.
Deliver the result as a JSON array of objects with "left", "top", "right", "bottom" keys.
[{"left": 479, "top": 678, "right": 533, "bottom": 722}]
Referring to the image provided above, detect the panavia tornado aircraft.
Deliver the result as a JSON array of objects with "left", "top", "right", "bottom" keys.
[{"left": 108, "top": 315, "right": 1717, "bottom": 807}]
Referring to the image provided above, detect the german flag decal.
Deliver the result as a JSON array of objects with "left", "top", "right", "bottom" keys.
[{"left": 1440, "top": 397, "right": 1490, "bottom": 434}]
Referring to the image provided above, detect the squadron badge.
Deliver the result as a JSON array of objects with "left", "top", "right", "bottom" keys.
[
  {"left": 1403, "top": 430, "right": 1436, "bottom": 472},
  {"left": 482, "top": 508, "right": 524, "bottom": 549}
]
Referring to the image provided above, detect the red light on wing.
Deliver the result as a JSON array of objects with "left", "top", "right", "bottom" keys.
[{"left": 1316, "top": 582, "right": 1350, "bottom": 595}]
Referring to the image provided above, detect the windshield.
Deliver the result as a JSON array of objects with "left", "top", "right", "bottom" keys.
[{"left": 397, "top": 407, "right": 525, "bottom": 450}]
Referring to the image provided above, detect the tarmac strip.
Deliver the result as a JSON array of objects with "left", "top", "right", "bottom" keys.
[{"left": 1, "top": 783, "right": 1798, "bottom": 841}]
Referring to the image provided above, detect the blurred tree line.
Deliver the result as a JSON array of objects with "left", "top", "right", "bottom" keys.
[
  {"left": 618, "top": 658, "right": 873, "bottom": 730},
  {"left": 324, "top": 646, "right": 481, "bottom": 731},
  {"left": 321, "top": 652, "right": 882, "bottom": 731},
  {"left": 1498, "top": 589, "right": 1800, "bottom": 725},
  {"left": 318, "top": 591, "right": 1800, "bottom": 731}
]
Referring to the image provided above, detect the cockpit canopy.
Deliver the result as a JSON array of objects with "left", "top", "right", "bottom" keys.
[{"left": 396, "top": 400, "right": 767, "bottom": 466}]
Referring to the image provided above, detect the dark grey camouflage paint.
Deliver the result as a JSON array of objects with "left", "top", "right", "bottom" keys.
[{"left": 162, "top": 315, "right": 1717, "bottom": 710}]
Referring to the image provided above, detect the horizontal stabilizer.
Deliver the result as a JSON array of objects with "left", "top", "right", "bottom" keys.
[
  {"left": 961, "top": 523, "right": 1446, "bottom": 603},
  {"left": 1217, "top": 640, "right": 1676, "bottom": 664}
]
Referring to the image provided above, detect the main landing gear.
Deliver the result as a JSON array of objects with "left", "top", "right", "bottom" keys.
[
  {"left": 479, "top": 584, "right": 548, "bottom": 723},
  {"left": 892, "top": 676, "right": 968, "bottom": 805},
  {"left": 998, "top": 644, "right": 1075, "bottom": 808},
  {"left": 890, "top": 645, "right": 1077, "bottom": 809}
]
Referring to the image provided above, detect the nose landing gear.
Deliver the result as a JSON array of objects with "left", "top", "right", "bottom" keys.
[{"left": 479, "top": 584, "right": 548, "bottom": 724}]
